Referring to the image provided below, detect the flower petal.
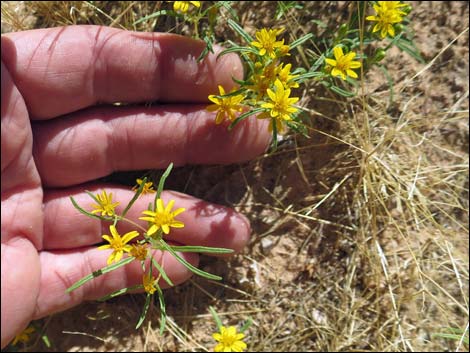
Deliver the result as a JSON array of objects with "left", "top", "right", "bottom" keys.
[
  {"left": 325, "top": 58, "right": 337, "bottom": 66},
  {"left": 333, "top": 46, "right": 344, "bottom": 60},
  {"left": 347, "top": 69, "right": 358, "bottom": 78},
  {"left": 170, "top": 221, "right": 185, "bottom": 228},
  {"left": 172, "top": 208, "right": 186, "bottom": 217},
  {"left": 122, "top": 230, "right": 139, "bottom": 244},
  {"left": 349, "top": 61, "right": 362, "bottom": 69},
  {"left": 110, "top": 225, "right": 119, "bottom": 240},
  {"left": 147, "top": 224, "right": 158, "bottom": 236},
  {"left": 165, "top": 199, "right": 175, "bottom": 213},
  {"left": 157, "top": 199, "right": 164, "bottom": 213}
]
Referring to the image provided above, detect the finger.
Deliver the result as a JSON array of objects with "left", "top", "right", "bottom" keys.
[
  {"left": 33, "top": 245, "right": 198, "bottom": 320},
  {"left": 42, "top": 185, "right": 251, "bottom": 255},
  {"left": 33, "top": 105, "right": 270, "bottom": 187},
  {"left": 1, "top": 25, "right": 243, "bottom": 119}
]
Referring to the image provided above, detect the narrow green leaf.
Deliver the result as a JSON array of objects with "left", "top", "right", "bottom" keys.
[
  {"left": 217, "top": 46, "right": 259, "bottom": 58},
  {"left": 240, "top": 317, "right": 253, "bottom": 333},
  {"left": 329, "top": 84, "right": 356, "bottom": 97},
  {"left": 378, "top": 65, "right": 394, "bottom": 106},
  {"left": 197, "top": 34, "right": 215, "bottom": 62},
  {"left": 156, "top": 286, "right": 167, "bottom": 334},
  {"left": 151, "top": 257, "right": 174, "bottom": 287},
  {"left": 271, "top": 119, "right": 278, "bottom": 151},
  {"left": 136, "top": 293, "right": 152, "bottom": 329},
  {"left": 433, "top": 332, "right": 469, "bottom": 344},
  {"left": 160, "top": 241, "right": 222, "bottom": 280},
  {"left": 229, "top": 107, "right": 265, "bottom": 130},
  {"left": 289, "top": 33, "right": 314, "bottom": 50},
  {"left": 168, "top": 245, "right": 234, "bottom": 254},
  {"left": 98, "top": 284, "right": 142, "bottom": 301},
  {"left": 294, "top": 71, "right": 324, "bottom": 82},
  {"left": 41, "top": 334, "right": 51, "bottom": 348},
  {"left": 156, "top": 163, "right": 173, "bottom": 200},
  {"left": 85, "top": 190, "right": 100, "bottom": 204},
  {"left": 122, "top": 177, "right": 147, "bottom": 218},
  {"left": 70, "top": 196, "right": 109, "bottom": 221},
  {"left": 133, "top": 10, "right": 170, "bottom": 25},
  {"left": 210, "top": 88, "right": 247, "bottom": 99},
  {"left": 227, "top": 18, "right": 253, "bottom": 43},
  {"left": 394, "top": 37, "right": 425, "bottom": 63},
  {"left": 209, "top": 306, "right": 223, "bottom": 330},
  {"left": 65, "top": 257, "right": 134, "bottom": 293},
  {"left": 219, "top": 1, "right": 239, "bottom": 21}
]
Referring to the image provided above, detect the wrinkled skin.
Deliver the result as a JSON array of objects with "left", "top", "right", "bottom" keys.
[{"left": 1, "top": 25, "right": 270, "bottom": 348}]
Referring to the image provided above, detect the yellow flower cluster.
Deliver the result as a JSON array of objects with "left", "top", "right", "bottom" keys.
[
  {"left": 207, "top": 27, "right": 302, "bottom": 134},
  {"left": 86, "top": 177, "right": 185, "bottom": 291},
  {"left": 68, "top": 164, "right": 234, "bottom": 334},
  {"left": 366, "top": 1, "right": 408, "bottom": 38}
]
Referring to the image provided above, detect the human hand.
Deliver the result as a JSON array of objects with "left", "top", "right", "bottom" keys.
[{"left": 1, "top": 25, "right": 270, "bottom": 348}]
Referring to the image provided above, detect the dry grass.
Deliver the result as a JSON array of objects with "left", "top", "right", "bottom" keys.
[{"left": 1, "top": 1, "right": 468, "bottom": 352}]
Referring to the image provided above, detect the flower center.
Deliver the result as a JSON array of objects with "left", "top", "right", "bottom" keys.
[
  {"left": 221, "top": 333, "right": 237, "bottom": 346},
  {"left": 154, "top": 212, "right": 173, "bottom": 226},
  {"left": 110, "top": 238, "right": 125, "bottom": 251}
]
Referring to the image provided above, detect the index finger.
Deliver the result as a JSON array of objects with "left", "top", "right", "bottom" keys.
[{"left": 1, "top": 25, "right": 243, "bottom": 119}]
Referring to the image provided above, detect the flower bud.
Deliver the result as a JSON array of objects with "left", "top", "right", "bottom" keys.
[{"left": 374, "top": 49, "right": 386, "bottom": 62}]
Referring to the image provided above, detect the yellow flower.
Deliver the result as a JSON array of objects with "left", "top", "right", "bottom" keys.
[
  {"left": 173, "top": 1, "right": 200, "bottom": 14},
  {"left": 213, "top": 326, "right": 247, "bottom": 352},
  {"left": 260, "top": 79, "right": 299, "bottom": 132},
  {"left": 366, "top": 1, "right": 406, "bottom": 38},
  {"left": 130, "top": 243, "right": 148, "bottom": 261},
  {"left": 133, "top": 178, "right": 156, "bottom": 194},
  {"left": 325, "top": 46, "right": 361, "bottom": 80},
  {"left": 382, "top": 1, "right": 408, "bottom": 13},
  {"left": 11, "top": 326, "right": 35, "bottom": 346},
  {"left": 139, "top": 199, "right": 185, "bottom": 236},
  {"left": 251, "top": 28, "right": 285, "bottom": 59},
  {"left": 247, "top": 62, "right": 277, "bottom": 99},
  {"left": 143, "top": 273, "right": 157, "bottom": 295},
  {"left": 207, "top": 85, "right": 245, "bottom": 124},
  {"left": 98, "top": 225, "right": 139, "bottom": 265},
  {"left": 276, "top": 63, "right": 299, "bottom": 89},
  {"left": 90, "top": 190, "right": 120, "bottom": 217}
]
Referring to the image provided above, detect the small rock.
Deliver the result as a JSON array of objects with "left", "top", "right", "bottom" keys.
[{"left": 260, "top": 238, "right": 275, "bottom": 253}]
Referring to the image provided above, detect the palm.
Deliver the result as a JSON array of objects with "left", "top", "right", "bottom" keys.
[
  {"left": 1, "top": 25, "right": 270, "bottom": 348},
  {"left": 1, "top": 63, "right": 43, "bottom": 346}
]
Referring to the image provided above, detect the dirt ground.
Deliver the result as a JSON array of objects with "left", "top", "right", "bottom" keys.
[{"left": 1, "top": 1, "right": 468, "bottom": 352}]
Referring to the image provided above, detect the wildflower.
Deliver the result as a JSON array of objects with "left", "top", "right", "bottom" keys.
[
  {"left": 382, "top": 1, "right": 408, "bottom": 13},
  {"left": 247, "top": 62, "right": 278, "bottom": 99},
  {"left": 98, "top": 225, "right": 139, "bottom": 265},
  {"left": 278, "top": 43, "right": 291, "bottom": 57},
  {"left": 366, "top": 1, "right": 406, "bottom": 38},
  {"left": 260, "top": 79, "right": 299, "bottom": 132},
  {"left": 11, "top": 326, "right": 35, "bottom": 346},
  {"left": 130, "top": 243, "right": 148, "bottom": 261},
  {"left": 276, "top": 63, "right": 299, "bottom": 89},
  {"left": 139, "top": 199, "right": 185, "bottom": 236},
  {"left": 90, "top": 190, "right": 120, "bottom": 217},
  {"left": 325, "top": 46, "right": 361, "bottom": 80},
  {"left": 143, "top": 273, "right": 157, "bottom": 294},
  {"left": 213, "top": 326, "right": 247, "bottom": 352},
  {"left": 251, "top": 28, "right": 285, "bottom": 59},
  {"left": 172, "top": 1, "right": 200, "bottom": 14},
  {"left": 133, "top": 178, "right": 156, "bottom": 194},
  {"left": 207, "top": 85, "right": 245, "bottom": 124}
]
